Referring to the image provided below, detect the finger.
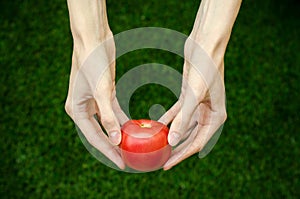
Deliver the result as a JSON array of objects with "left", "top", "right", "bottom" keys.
[
  {"left": 163, "top": 124, "right": 199, "bottom": 170},
  {"left": 112, "top": 96, "right": 129, "bottom": 125},
  {"left": 158, "top": 101, "right": 181, "bottom": 125},
  {"left": 168, "top": 84, "right": 200, "bottom": 146},
  {"left": 95, "top": 92, "right": 122, "bottom": 145},
  {"left": 198, "top": 123, "right": 224, "bottom": 158},
  {"left": 164, "top": 125, "right": 211, "bottom": 170},
  {"left": 164, "top": 107, "right": 226, "bottom": 170},
  {"left": 158, "top": 59, "right": 193, "bottom": 126},
  {"left": 76, "top": 117, "right": 125, "bottom": 170},
  {"left": 164, "top": 124, "right": 210, "bottom": 170}
]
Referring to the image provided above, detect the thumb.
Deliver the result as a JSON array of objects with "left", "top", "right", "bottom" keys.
[
  {"left": 158, "top": 101, "right": 180, "bottom": 125},
  {"left": 95, "top": 93, "right": 122, "bottom": 145},
  {"left": 168, "top": 87, "right": 199, "bottom": 146}
]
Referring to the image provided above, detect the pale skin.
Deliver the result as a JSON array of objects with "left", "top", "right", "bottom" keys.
[
  {"left": 160, "top": 0, "right": 242, "bottom": 170},
  {"left": 65, "top": 0, "right": 242, "bottom": 170},
  {"left": 65, "top": 0, "right": 127, "bottom": 169}
]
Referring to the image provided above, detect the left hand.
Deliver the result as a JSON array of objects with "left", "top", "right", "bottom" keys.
[
  {"left": 159, "top": 0, "right": 241, "bottom": 171},
  {"left": 159, "top": 37, "right": 227, "bottom": 170}
]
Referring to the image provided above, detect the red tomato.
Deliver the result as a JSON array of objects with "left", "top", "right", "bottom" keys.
[{"left": 120, "top": 119, "right": 171, "bottom": 172}]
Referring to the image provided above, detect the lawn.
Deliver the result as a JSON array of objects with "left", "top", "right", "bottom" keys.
[{"left": 1, "top": 0, "right": 299, "bottom": 198}]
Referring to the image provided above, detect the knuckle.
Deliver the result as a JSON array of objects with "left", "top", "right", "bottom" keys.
[
  {"left": 101, "top": 113, "right": 117, "bottom": 130},
  {"left": 64, "top": 99, "right": 73, "bottom": 116},
  {"left": 219, "top": 109, "right": 227, "bottom": 123},
  {"left": 223, "top": 111, "right": 227, "bottom": 122}
]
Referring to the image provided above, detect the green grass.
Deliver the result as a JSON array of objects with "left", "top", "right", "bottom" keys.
[{"left": 1, "top": 0, "right": 299, "bottom": 198}]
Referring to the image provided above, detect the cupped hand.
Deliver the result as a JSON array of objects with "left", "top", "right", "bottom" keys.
[
  {"left": 159, "top": 37, "right": 227, "bottom": 170},
  {"left": 65, "top": 32, "right": 128, "bottom": 169}
]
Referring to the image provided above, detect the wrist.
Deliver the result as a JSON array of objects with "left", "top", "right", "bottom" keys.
[
  {"left": 188, "top": 32, "right": 229, "bottom": 69},
  {"left": 72, "top": 29, "right": 113, "bottom": 67},
  {"left": 189, "top": 0, "right": 242, "bottom": 67},
  {"left": 67, "top": 0, "right": 113, "bottom": 65}
]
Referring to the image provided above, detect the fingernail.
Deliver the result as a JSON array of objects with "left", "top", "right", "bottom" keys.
[
  {"left": 168, "top": 132, "right": 181, "bottom": 146},
  {"left": 109, "top": 131, "right": 121, "bottom": 145}
]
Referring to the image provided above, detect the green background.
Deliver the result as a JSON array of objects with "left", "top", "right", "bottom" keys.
[{"left": 1, "top": 0, "right": 299, "bottom": 198}]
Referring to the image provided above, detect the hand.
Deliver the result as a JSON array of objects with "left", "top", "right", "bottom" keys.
[
  {"left": 159, "top": 37, "right": 227, "bottom": 170},
  {"left": 159, "top": 0, "right": 241, "bottom": 171},
  {"left": 65, "top": 31, "right": 129, "bottom": 170},
  {"left": 65, "top": 0, "right": 129, "bottom": 169}
]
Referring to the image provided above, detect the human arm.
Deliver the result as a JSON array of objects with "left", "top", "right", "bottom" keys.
[
  {"left": 160, "top": 0, "right": 242, "bottom": 170},
  {"left": 65, "top": 0, "right": 128, "bottom": 169}
]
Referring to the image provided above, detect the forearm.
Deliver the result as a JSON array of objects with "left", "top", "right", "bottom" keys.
[
  {"left": 67, "top": 0, "right": 111, "bottom": 60},
  {"left": 190, "top": 0, "right": 242, "bottom": 67}
]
